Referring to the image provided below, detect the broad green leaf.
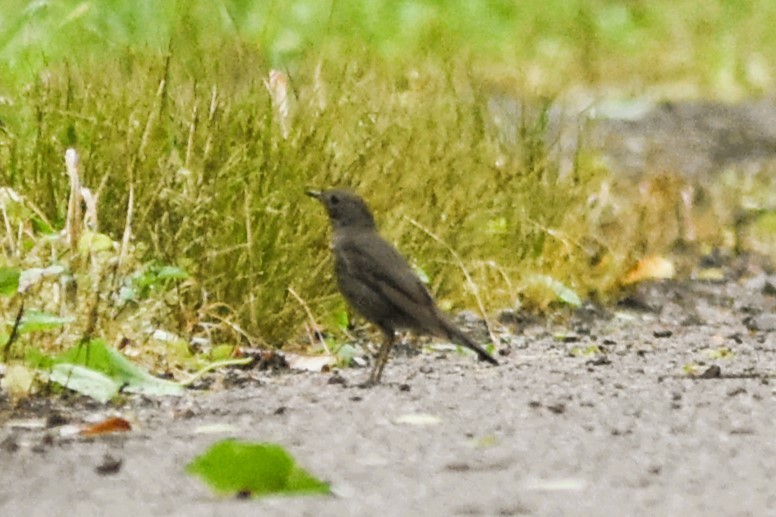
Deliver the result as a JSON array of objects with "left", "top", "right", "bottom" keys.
[
  {"left": 0, "top": 267, "right": 20, "bottom": 296},
  {"left": 210, "top": 344, "right": 236, "bottom": 361},
  {"left": 59, "top": 339, "right": 184, "bottom": 397},
  {"left": 186, "top": 440, "right": 330, "bottom": 498},
  {"left": 25, "top": 347, "right": 54, "bottom": 369},
  {"left": 18, "top": 265, "right": 66, "bottom": 292},
  {"left": 19, "top": 310, "right": 75, "bottom": 334},
  {"left": 49, "top": 364, "right": 120, "bottom": 403},
  {"left": 128, "top": 264, "right": 188, "bottom": 299}
]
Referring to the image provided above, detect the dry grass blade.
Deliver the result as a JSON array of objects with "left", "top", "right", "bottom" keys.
[
  {"left": 287, "top": 287, "right": 329, "bottom": 354},
  {"left": 404, "top": 216, "right": 501, "bottom": 349}
]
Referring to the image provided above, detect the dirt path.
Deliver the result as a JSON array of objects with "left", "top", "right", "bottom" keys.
[{"left": 2, "top": 272, "right": 775, "bottom": 516}]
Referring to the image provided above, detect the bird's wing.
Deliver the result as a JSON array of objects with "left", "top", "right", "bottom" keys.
[{"left": 334, "top": 231, "right": 435, "bottom": 308}]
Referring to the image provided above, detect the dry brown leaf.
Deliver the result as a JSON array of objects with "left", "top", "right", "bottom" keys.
[{"left": 79, "top": 417, "right": 132, "bottom": 436}]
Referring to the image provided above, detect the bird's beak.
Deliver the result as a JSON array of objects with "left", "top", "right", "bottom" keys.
[{"left": 305, "top": 189, "right": 322, "bottom": 200}]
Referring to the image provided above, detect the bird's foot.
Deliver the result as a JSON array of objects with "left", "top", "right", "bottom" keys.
[{"left": 357, "top": 379, "right": 379, "bottom": 389}]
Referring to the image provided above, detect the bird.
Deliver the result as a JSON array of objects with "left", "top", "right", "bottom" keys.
[{"left": 307, "top": 188, "right": 499, "bottom": 384}]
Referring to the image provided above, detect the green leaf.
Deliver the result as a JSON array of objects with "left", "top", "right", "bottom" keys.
[
  {"left": 335, "top": 344, "right": 356, "bottom": 367},
  {"left": 155, "top": 265, "right": 188, "bottom": 280},
  {"left": 128, "top": 264, "right": 188, "bottom": 298},
  {"left": 0, "top": 267, "right": 20, "bottom": 296},
  {"left": 59, "top": 339, "right": 184, "bottom": 397},
  {"left": 25, "top": 347, "right": 54, "bottom": 369},
  {"left": 78, "top": 231, "right": 116, "bottom": 254},
  {"left": 19, "top": 310, "right": 75, "bottom": 334},
  {"left": 530, "top": 274, "right": 582, "bottom": 307},
  {"left": 186, "top": 440, "right": 330, "bottom": 498},
  {"left": 49, "top": 364, "right": 120, "bottom": 403},
  {"left": 18, "top": 265, "right": 67, "bottom": 292},
  {"left": 117, "top": 285, "right": 137, "bottom": 304},
  {"left": 210, "top": 344, "right": 236, "bottom": 361},
  {"left": 30, "top": 215, "right": 54, "bottom": 234}
]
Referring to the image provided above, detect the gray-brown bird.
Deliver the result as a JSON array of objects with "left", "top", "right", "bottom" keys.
[{"left": 307, "top": 189, "right": 499, "bottom": 384}]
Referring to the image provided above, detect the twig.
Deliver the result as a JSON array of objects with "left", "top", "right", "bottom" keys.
[
  {"left": 2, "top": 297, "right": 25, "bottom": 361},
  {"left": 287, "top": 287, "right": 329, "bottom": 354},
  {"left": 404, "top": 216, "right": 500, "bottom": 348}
]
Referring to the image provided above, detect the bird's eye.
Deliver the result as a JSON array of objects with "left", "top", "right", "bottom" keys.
[{"left": 330, "top": 195, "right": 340, "bottom": 205}]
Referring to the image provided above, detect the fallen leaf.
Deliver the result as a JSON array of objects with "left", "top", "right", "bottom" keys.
[
  {"left": 80, "top": 417, "right": 132, "bottom": 436},
  {"left": 186, "top": 440, "right": 330, "bottom": 498},
  {"left": 285, "top": 353, "right": 334, "bottom": 372},
  {"left": 622, "top": 256, "right": 675, "bottom": 285}
]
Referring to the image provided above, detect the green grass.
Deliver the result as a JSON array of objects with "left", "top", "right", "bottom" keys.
[
  {"left": 0, "top": 50, "right": 613, "bottom": 345},
  {"left": 2, "top": 0, "right": 775, "bottom": 95}
]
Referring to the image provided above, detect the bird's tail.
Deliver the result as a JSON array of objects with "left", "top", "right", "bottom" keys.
[{"left": 439, "top": 317, "right": 499, "bottom": 366}]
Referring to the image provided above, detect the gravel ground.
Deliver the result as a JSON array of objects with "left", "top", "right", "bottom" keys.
[
  {"left": 1, "top": 271, "right": 775, "bottom": 517},
  {"left": 2, "top": 98, "right": 776, "bottom": 516}
]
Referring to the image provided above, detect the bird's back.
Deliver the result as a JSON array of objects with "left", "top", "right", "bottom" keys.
[{"left": 332, "top": 228, "right": 440, "bottom": 334}]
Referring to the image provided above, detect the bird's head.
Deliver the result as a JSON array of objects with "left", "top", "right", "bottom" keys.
[{"left": 306, "top": 189, "right": 377, "bottom": 231}]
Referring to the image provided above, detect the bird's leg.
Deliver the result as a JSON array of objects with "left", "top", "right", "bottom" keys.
[{"left": 368, "top": 331, "right": 395, "bottom": 385}]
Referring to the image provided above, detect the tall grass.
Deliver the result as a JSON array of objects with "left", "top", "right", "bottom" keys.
[
  {"left": 0, "top": 1, "right": 774, "bottom": 353},
  {"left": 0, "top": 46, "right": 622, "bottom": 344}
]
